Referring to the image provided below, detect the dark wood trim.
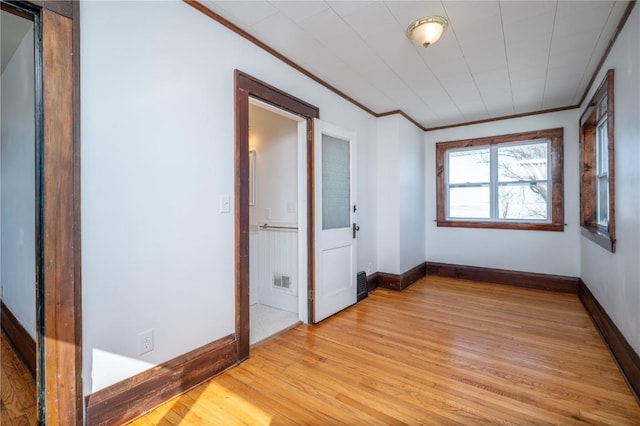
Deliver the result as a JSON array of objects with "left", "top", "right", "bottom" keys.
[
  {"left": 377, "top": 110, "right": 427, "bottom": 131},
  {"left": 378, "top": 262, "right": 426, "bottom": 291},
  {"left": 235, "top": 70, "right": 319, "bottom": 357},
  {"left": 577, "top": 1, "right": 636, "bottom": 107},
  {"left": 1, "top": 301, "right": 36, "bottom": 378},
  {"left": 186, "top": 0, "right": 375, "bottom": 117},
  {"left": 234, "top": 71, "right": 250, "bottom": 362},
  {"left": 579, "top": 69, "right": 615, "bottom": 252},
  {"left": 424, "top": 105, "right": 578, "bottom": 131},
  {"left": 436, "top": 127, "right": 565, "bottom": 232},
  {"left": 579, "top": 279, "right": 640, "bottom": 403},
  {"left": 72, "top": 3, "right": 83, "bottom": 422},
  {"left": 39, "top": 6, "right": 82, "bottom": 424},
  {"left": 85, "top": 334, "right": 237, "bottom": 426},
  {"left": 184, "top": 0, "right": 635, "bottom": 133},
  {"left": 426, "top": 262, "right": 578, "bottom": 293},
  {"left": 24, "top": 0, "right": 72, "bottom": 18},
  {"left": 1, "top": 2, "right": 34, "bottom": 20},
  {"left": 436, "top": 220, "right": 564, "bottom": 232},
  {"left": 366, "top": 272, "right": 379, "bottom": 292}
]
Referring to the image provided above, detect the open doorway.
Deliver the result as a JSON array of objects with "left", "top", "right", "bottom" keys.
[
  {"left": 1, "top": 0, "right": 38, "bottom": 399},
  {"left": 1, "top": 2, "right": 81, "bottom": 423},
  {"left": 248, "top": 99, "right": 307, "bottom": 345}
]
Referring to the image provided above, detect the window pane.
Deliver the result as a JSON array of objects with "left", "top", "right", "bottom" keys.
[
  {"left": 498, "top": 142, "right": 548, "bottom": 182},
  {"left": 322, "top": 134, "right": 350, "bottom": 230},
  {"left": 597, "top": 95, "right": 608, "bottom": 120},
  {"left": 498, "top": 182, "right": 548, "bottom": 220},
  {"left": 448, "top": 149, "right": 489, "bottom": 184},
  {"left": 597, "top": 177, "right": 609, "bottom": 227},
  {"left": 449, "top": 186, "right": 490, "bottom": 219},
  {"left": 597, "top": 121, "right": 608, "bottom": 174}
]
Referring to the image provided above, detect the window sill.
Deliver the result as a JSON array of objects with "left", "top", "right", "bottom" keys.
[
  {"left": 581, "top": 226, "right": 615, "bottom": 252},
  {"left": 437, "top": 220, "right": 564, "bottom": 232}
]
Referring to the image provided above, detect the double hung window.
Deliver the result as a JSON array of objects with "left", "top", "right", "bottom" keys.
[
  {"left": 436, "top": 128, "right": 564, "bottom": 231},
  {"left": 580, "top": 69, "right": 615, "bottom": 251}
]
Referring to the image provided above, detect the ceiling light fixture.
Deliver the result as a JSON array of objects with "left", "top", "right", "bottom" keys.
[{"left": 406, "top": 16, "right": 448, "bottom": 48}]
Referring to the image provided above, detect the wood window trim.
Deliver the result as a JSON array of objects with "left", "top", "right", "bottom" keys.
[
  {"left": 436, "top": 128, "right": 565, "bottom": 232},
  {"left": 580, "top": 69, "right": 615, "bottom": 252}
]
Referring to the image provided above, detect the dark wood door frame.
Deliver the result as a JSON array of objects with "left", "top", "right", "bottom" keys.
[
  {"left": 1, "top": 1, "right": 82, "bottom": 424},
  {"left": 234, "top": 70, "right": 319, "bottom": 360}
]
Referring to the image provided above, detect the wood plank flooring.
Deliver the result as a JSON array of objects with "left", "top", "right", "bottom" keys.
[
  {"left": 1, "top": 331, "right": 37, "bottom": 425},
  {"left": 130, "top": 277, "right": 640, "bottom": 425}
]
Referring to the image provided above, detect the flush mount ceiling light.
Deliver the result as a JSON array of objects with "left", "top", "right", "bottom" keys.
[{"left": 406, "top": 16, "right": 448, "bottom": 47}]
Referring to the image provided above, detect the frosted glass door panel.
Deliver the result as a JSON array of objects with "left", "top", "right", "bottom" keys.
[{"left": 322, "top": 135, "right": 350, "bottom": 230}]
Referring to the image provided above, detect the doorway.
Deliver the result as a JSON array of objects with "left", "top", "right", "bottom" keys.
[
  {"left": 248, "top": 99, "right": 307, "bottom": 345},
  {"left": 1, "top": 0, "right": 38, "bottom": 399},
  {"left": 235, "top": 71, "right": 360, "bottom": 361},
  {"left": 0, "top": 1, "right": 81, "bottom": 423}
]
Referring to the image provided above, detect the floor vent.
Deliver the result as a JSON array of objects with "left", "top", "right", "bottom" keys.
[
  {"left": 273, "top": 273, "right": 291, "bottom": 290},
  {"left": 357, "top": 271, "right": 368, "bottom": 301}
]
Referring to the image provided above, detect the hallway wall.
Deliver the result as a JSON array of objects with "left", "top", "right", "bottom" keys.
[
  {"left": 81, "top": 0, "right": 378, "bottom": 393},
  {"left": 0, "top": 22, "right": 36, "bottom": 339}
]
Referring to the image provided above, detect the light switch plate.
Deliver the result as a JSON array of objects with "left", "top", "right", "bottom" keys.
[{"left": 220, "top": 195, "right": 230, "bottom": 213}]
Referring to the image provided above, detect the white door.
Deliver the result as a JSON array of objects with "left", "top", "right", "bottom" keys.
[{"left": 313, "top": 119, "right": 357, "bottom": 323}]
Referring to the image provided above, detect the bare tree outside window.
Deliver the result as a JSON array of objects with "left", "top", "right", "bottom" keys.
[{"left": 436, "top": 128, "right": 564, "bottom": 232}]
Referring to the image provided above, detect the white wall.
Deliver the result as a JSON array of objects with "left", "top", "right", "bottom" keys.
[
  {"left": 248, "top": 104, "right": 298, "bottom": 227},
  {"left": 81, "top": 0, "right": 377, "bottom": 394},
  {"left": 376, "top": 114, "right": 425, "bottom": 275},
  {"left": 580, "top": 7, "right": 640, "bottom": 355},
  {"left": 425, "top": 109, "right": 581, "bottom": 277},
  {"left": 0, "top": 25, "right": 36, "bottom": 339},
  {"left": 399, "top": 118, "right": 426, "bottom": 273},
  {"left": 376, "top": 116, "right": 400, "bottom": 274}
]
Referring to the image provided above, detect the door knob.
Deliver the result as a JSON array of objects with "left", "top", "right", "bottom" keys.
[{"left": 352, "top": 223, "right": 360, "bottom": 239}]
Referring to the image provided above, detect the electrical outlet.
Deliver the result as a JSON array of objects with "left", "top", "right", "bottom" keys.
[{"left": 139, "top": 329, "right": 154, "bottom": 355}]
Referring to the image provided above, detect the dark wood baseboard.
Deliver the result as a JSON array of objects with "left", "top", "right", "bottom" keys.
[
  {"left": 579, "top": 280, "right": 640, "bottom": 403},
  {"left": 0, "top": 300, "right": 36, "bottom": 378},
  {"left": 86, "top": 334, "right": 238, "bottom": 425},
  {"left": 366, "top": 272, "right": 379, "bottom": 292},
  {"left": 426, "top": 262, "right": 579, "bottom": 293},
  {"left": 378, "top": 262, "right": 426, "bottom": 291}
]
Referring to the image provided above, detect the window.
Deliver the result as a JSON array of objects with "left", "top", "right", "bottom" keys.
[
  {"left": 580, "top": 69, "right": 615, "bottom": 252},
  {"left": 436, "top": 128, "right": 564, "bottom": 231}
]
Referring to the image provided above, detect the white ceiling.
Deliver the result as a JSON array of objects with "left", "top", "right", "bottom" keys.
[
  {"left": 1, "top": 10, "right": 33, "bottom": 74},
  {"left": 202, "top": 1, "right": 630, "bottom": 128}
]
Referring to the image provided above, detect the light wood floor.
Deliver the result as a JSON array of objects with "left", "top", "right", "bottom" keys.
[
  {"left": 1, "top": 331, "right": 37, "bottom": 425},
  {"left": 130, "top": 276, "right": 640, "bottom": 425}
]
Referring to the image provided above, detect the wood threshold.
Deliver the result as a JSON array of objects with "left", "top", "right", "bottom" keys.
[
  {"left": 377, "top": 262, "right": 426, "bottom": 291},
  {"left": 426, "top": 262, "right": 579, "bottom": 294},
  {"left": 85, "top": 334, "right": 238, "bottom": 425},
  {"left": 579, "top": 279, "right": 640, "bottom": 403},
  {"left": 1, "top": 301, "right": 36, "bottom": 379}
]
